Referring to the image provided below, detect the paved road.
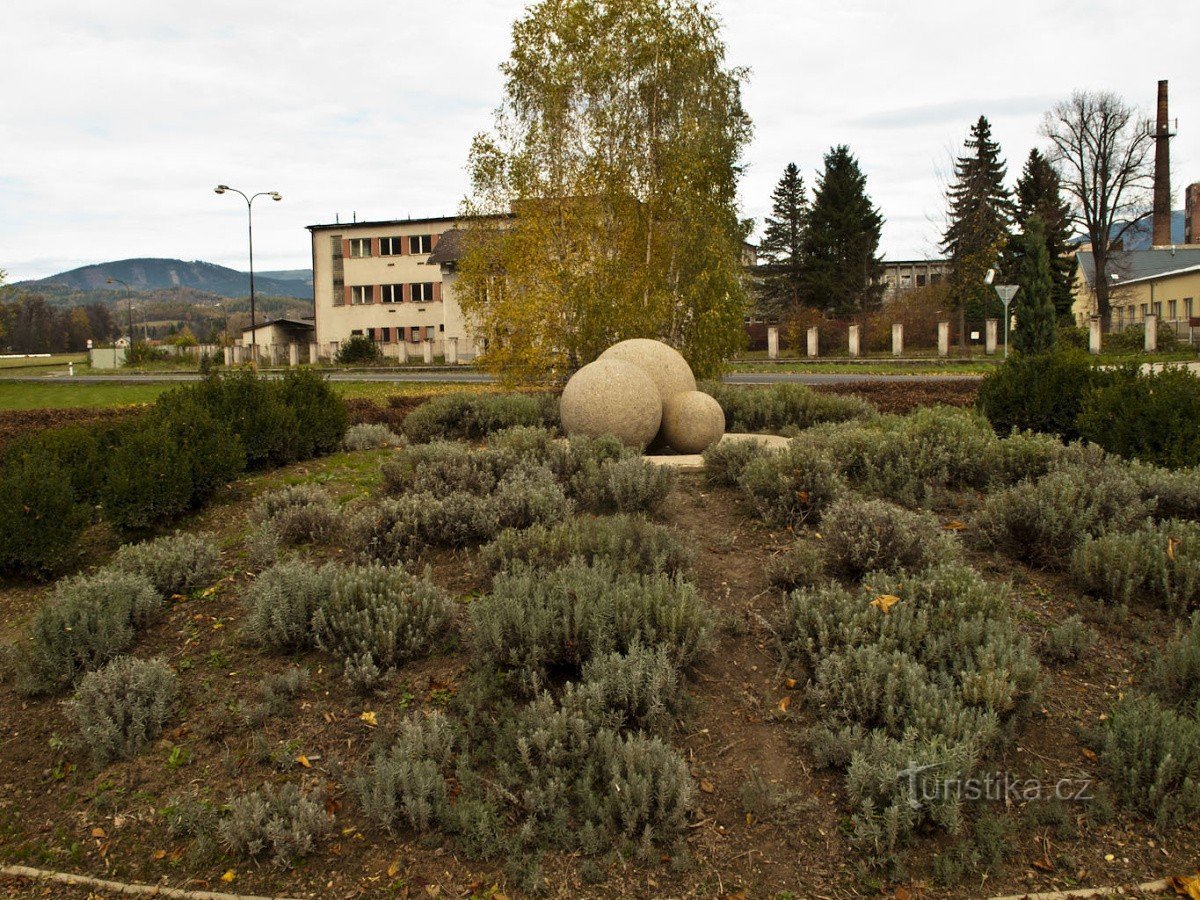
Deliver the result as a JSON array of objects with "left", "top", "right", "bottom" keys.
[{"left": 1, "top": 369, "right": 981, "bottom": 386}]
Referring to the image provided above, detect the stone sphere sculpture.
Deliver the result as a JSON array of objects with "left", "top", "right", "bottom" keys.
[
  {"left": 661, "top": 390, "right": 725, "bottom": 454},
  {"left": 559, "top": 357, "right": 663, "bottom": 449},
  {"left": 600, "top": 338, "right": 697, "bottom": 403}
]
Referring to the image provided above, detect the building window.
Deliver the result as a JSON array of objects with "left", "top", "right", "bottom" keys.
[
  {"left": 380, "top": 327, "right": 391, "bottom": 342},
  {"left": 409, "top": 234, "right": 433, "bottom": 254},
  {"left": 411, "top": 282, "right": 435, "bottom": 302},
  {"left": 425, "top": 326, "right": 436, "bottom": 341},
  {"left": 379, "top": 237, "right": 403, "bottom": 256},
  {"left": 349, "top": 238, "right": 371, "bottom": 258},
  {"left": 409, "top": 326, "right": 421, "bottom": 342},
  {"left": 439, "top": 324, "right": 445, "bottom": 332},
  {"left": 351, "top": 329, "right": 363, "bottom": 336},
  {"left": 1187, "top": 298, "right": 1195, "bottom": 318},
  {"left": 1141, "top": 303, "right": 1148, "bottom": 320},
  {"left": 917, "top": 274, "right": 927, "bottom": 286},
  {"left": 1169, "top": 299, "right": 1177, "bottom": 320},
  {"left": 351, "top": 285, "right": 372, "bottom": 305},
  {"left": 1154, "top": 301, "right": 1162, "bottom": 318},
  {"left": 381, "top": 284, "right": 404, "bottom": 303}
]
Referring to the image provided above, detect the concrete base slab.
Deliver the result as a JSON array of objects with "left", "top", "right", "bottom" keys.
[{"left": 643, "top": 432, "right": 790, "bottom": 469}]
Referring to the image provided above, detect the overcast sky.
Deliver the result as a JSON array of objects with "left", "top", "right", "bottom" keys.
[{"left": 2, "top": 0, "right": 1196, "bottom": 282}]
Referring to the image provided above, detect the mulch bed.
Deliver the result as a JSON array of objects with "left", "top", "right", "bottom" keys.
[{"left": 812, "top": 378, "right": 980, "bottom": 414}]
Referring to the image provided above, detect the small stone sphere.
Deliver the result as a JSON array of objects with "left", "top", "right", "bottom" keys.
[
  {"left": 662, "top": 390, "right": 725, "bottom": 454},
  {"left": 600, "top": 338, "right": 697, "bottom": 402},
  {"left": 560, "top": 358, "right": 663, "bottom": 449}
]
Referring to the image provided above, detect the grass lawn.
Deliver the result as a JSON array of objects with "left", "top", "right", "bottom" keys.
[
  {"left": 0, "top": 353, "right": 89, "bottom": 376},
  {"left": 729, "top": 359, "right": 996, "bottom": 375},
  {"left": 0, "top": 379, "right": 494, "bottom": 410}
]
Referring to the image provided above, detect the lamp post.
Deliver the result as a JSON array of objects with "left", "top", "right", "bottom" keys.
[
  {"left": 108, "top": 277, "right": 135, "bottom": 362},
  {"left": 214, "top": 185, "right": 282, "bottom": 364}
]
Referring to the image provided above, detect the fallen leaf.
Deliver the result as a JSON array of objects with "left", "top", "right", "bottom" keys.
[
  {"left": 943, "top": 520, "right": 968, "bottom": 531},
  {"left": 296, "top": 755, "right": 312, "bottom": 768},
  {"left": 1105, "top": 853, "right": 1115, "bottom": 862},
  {"left": 1168, "top": 537, "right": 1181, "bottom": 561},
  {"left": 871, "top": 594, "right": 900, "bottom": 613},
  {"left": 778, "top": 696, "right": 792, "bottom": 713},
  {"left": 388, "top": 858, "right": 402, "bottom": 878},
  {"left": 325, "top": 795, "right": 341, "bottom": 819},
  {"left": 221, "top": 870, "right": 236, "bottom": 883},
  {"left": 895, "top": 888, "right": 913, "bottom": 900},
  {"left": 796, "top": 490, "right": 811, "bottom": 506},
  {"left": 153, "top": 849, "right": 166, "bottom": 860},
  {"left": 91, "top": 827, "right": 106, "bottom": 839},
  {"left": 699, "top": 778, "right": 715, "bottom": 794},
  {"left": 784, "top": 677, "right": 797, "bottom": 689},
  {"left": 1168, "top": 872, "right": 1200, "bottom": 899},
  {"left": 360, "top": 711, "right": 378, "bottom": 727},
  {"left": 1032, "top": 856, "right": 1055, "bottom": 872},
  {"left": 1081, "top": 747, "right": 1098, "bottom": 763}
]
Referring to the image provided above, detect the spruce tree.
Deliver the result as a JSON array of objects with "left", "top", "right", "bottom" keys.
[
  {"left": 942, "top": 116, "right": 1014, "bottom": 345},
  {"left": 1012, "top": 216, "right": 1058, "bottom": 355},
  {"left": 1009, "top": 148, "right": 1076, "bottom": 321},
  {"left": 756, "top": 163, "right": 807, "bottom": 320},
  {"left": 800, "top": 145, "right": 884, "bottom": 317}
]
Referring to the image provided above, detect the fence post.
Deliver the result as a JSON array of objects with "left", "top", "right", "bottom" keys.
[
  {"left": 807, "top": 326, "right": 818, "bottom": 357},
  {"left": 892, "top": 323, "right": 903, "bottom": 357},
  {"left": 1089, "top": 318, "right": 1102, "bottom": 355},
  {"left": 767, "top": 326, "right": 779, "bottom": 360},
  {"left": 985, "top": 319, "right": 998, "bottom": 355},
  {"left": 1145, "top": 314, "right": 1157, "bottom": 352},
  {"left": 937, "top": 321, "right": 950, "bottom": 357},
  {"left": 847, "top": 325, "right": 860, "bottom": 358}
]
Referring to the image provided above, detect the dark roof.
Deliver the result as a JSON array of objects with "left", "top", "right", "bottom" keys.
[
  {"left": 306, "top": 215, "right": 459, "bottom": 232},
  {"left": 241, "top": 316, "right": 315, "bottom": 334},
  {"left": 427, "top": 228, "right": 468, "bottom": 266},
  {"left": 1075, "top": 247, "right": 1200, "bottom": 288}
]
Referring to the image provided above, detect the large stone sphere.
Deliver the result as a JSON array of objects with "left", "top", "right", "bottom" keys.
[
  {"left": 600, "top": 339, "right": 696, "bottom": 402},
  {"left": 662, "top": 390, "right": 725, "bottom": 454},
  {"left": 560, "top": 358, "right": 663, "bottom": 449}
]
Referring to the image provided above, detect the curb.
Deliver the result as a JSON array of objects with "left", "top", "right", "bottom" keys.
[{"left": 0, "top": 864, "right": 305, "bottom": 900}]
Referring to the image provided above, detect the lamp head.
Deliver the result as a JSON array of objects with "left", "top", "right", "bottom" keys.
[
  {"left": 214, "top": 185, "right": 228, "bottom": 194},
  {"left": 984, "top": 269, "right": 996, "bottom": 286},
  {"left": 270, "top": 192, "right": 282, "bottom": 201}
]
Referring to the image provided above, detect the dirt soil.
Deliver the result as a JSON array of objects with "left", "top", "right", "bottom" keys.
[
  {"left": 811, "top": 379, "right": 979, "bottom": 414},
  {"left": 2, "top": 387, "right": 1198, "bottom": 900}
]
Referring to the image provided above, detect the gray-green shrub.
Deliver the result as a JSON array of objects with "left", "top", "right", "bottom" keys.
[
  {"left": 311, "top": 564, "right": 454, "bottom": 691},
  {"left": 218, "top": 783, "right": 331, "bottom": 868},
  {"left": 738, "top": 443, "right": 847, "bottom": 527},
  {"left": 253, "top": 485, "right": 340, "bottom": 547},
  {"left": 1070, "top": 518, "right": 1200, "bottom": 611},
  {"left": 19, "top": 570, "right": 161, "bottom": 694},
  {"left": 983, "top": 429, "right": 1066, "bottom": 487},
  {"left": 245, "top": 667, "right": 308, "bottom": 723},
  {"left": 704, "top": 381, "right": 876, "bottom": 433},
  {"left": 242, "top": 560, "right": 332, "bottom": 650},
  {"left": 1147, "top": 615, "right": 1200, "bottom": 710},
  {"left": 568, "top": 455, "right": 674, "bottom": 514},
  {"left": 66, "top": 655, "right": 177, "bottom": 764},
  {"left": 973, "top": 465, "right": 1150, "bottom": 567},
  {"left": 701, "top": 438, "right": 772, "bottom": 487},
  {"left": 567, "top": 643, "right": 682, "bottom": 735},
  {"left": 820, "top": 497, "right": 959, "bottom": 579},
  {"left": 765, "top": 541, "right": 827, "bottom": 591},
  {"left": 343, "top": 423, "right": 402, "bottom": 451},
  {"left": 109, "top": 533, "right": 222, "bottom": 597},
  {"left": 1130, "top": 463, "right": 1200, "bottom": 522},
  {"left": 402, "top": 392, "right": 556, "bottom": 443},
  {"left": 1100, "top": 694, "right": 1200, "bottom": 829},
  {"left": 481, "top": 514, "right": 690, "bottom": 577},
  {"left": 471, "top": 561, "right": 712, "bottom": 687},
  {"left": 355, "top": 711, "right": 457, "bottom": 832},
  {"left": 1044, "top": 615, "right": 1098, "bottom": 662}
]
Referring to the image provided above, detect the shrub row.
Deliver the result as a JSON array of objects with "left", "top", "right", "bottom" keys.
[
  {"left": 977, "top": 349, "right": 1200, "bottom": 468},
  {"left": 703, "top": 381, "right": 876, "bottom": 434},
  {"left": 0, "top": 370, "right": 348, "bottom": 578},
  {"left": 401, "top": 392, "right": 558, "bottom": 443}
]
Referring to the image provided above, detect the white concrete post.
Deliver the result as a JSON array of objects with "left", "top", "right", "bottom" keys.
[
  {"left": 288, "top": 343, "right": 299, "bottom": 367},
  {"left": 807, "top": 326, "right": 818, "bottom": 357},
  {"left": 447, "top": 336, "right": 459, "bottom": 365},
  {"left": 223, "top": 347, "right": 233, "bottom": 366},
  {"left": 892, "top": 323, "right": 904, "bottom": 357},
  {"left": 767, "top": 326, "right": 779, "bottom": 360},
  {"left": 422, "top": 340, "right": 433, "bottom": 364},
  {"left": 848, "top": 324, "right": 860, "bottom": 358},
  {"left": 937, "top": 321, "right": 950, "bottom": 357},
  {"left": 309, "top": 342, "right": 318, "bottom": 364},
  {"left": 1145, "top": 314, "right": 1157, "bottom": 352},
  {"left": 985, "top": 318, "right": 998, "bottom": 355},
  {"left": 397, "top": 341, "right": 409, "bottom": 363},
  {"left": 1089, "top": 318, "right": 1102, "bottom": 355}
]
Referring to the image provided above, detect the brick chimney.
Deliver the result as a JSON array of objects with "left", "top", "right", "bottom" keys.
[
  {"left": 1152, "top": 79, "right": 1174, "bottom": 247},
  {"left": 1187, "top": 183, "right": 1200, "bottom": 246}
]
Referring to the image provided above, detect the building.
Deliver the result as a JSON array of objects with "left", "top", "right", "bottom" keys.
[
  {"left": 881, "top": 258, "right": 949, "bottom": 301},
  {"left": 1072, "top": 247, "right": 1200, "bottom": 339},
  {"left": 1186, "top": 182, "right": 1200, "bottom": 246},
  {"left": 237, "top": 317, "right": 316, "bottom": 363},
  {"left": 306, "top": 216, "right": 477, "bottom": 360}
]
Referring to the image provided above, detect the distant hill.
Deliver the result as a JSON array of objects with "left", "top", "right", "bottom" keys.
[
  {"left": 1071, "top": 210, "right": 1187, "bottom": 251},
  {"left": 16, "top": 258, "right": 313, "bottom": 300}
]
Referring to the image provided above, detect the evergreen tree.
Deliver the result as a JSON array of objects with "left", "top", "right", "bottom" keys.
[
  {"left": 800, "top": 145, "right": 884, "bottom": 317},
  {"left": 1008, "top": 148, "right": 1076, "bottom": 321},
  {"left": 942, "top": 116, "right": 1014, "bottom": 345},
  {"left": 1012, "top": 216, "right": 1057, "bottom": 354},
  {"left": 756, "top": 163, "right": 807, "bottom": 320}
]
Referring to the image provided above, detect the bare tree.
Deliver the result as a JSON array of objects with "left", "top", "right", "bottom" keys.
[{"left": 1041, "top": 91, "right": 1153, "bottom": 328}]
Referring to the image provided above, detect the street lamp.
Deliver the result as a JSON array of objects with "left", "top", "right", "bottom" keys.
[
  {"left": 214, "top": 185, "right": 282, "bottom": 363},
  {"left": 106, "top": 276, "right": 135, "bottom": 358}
]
